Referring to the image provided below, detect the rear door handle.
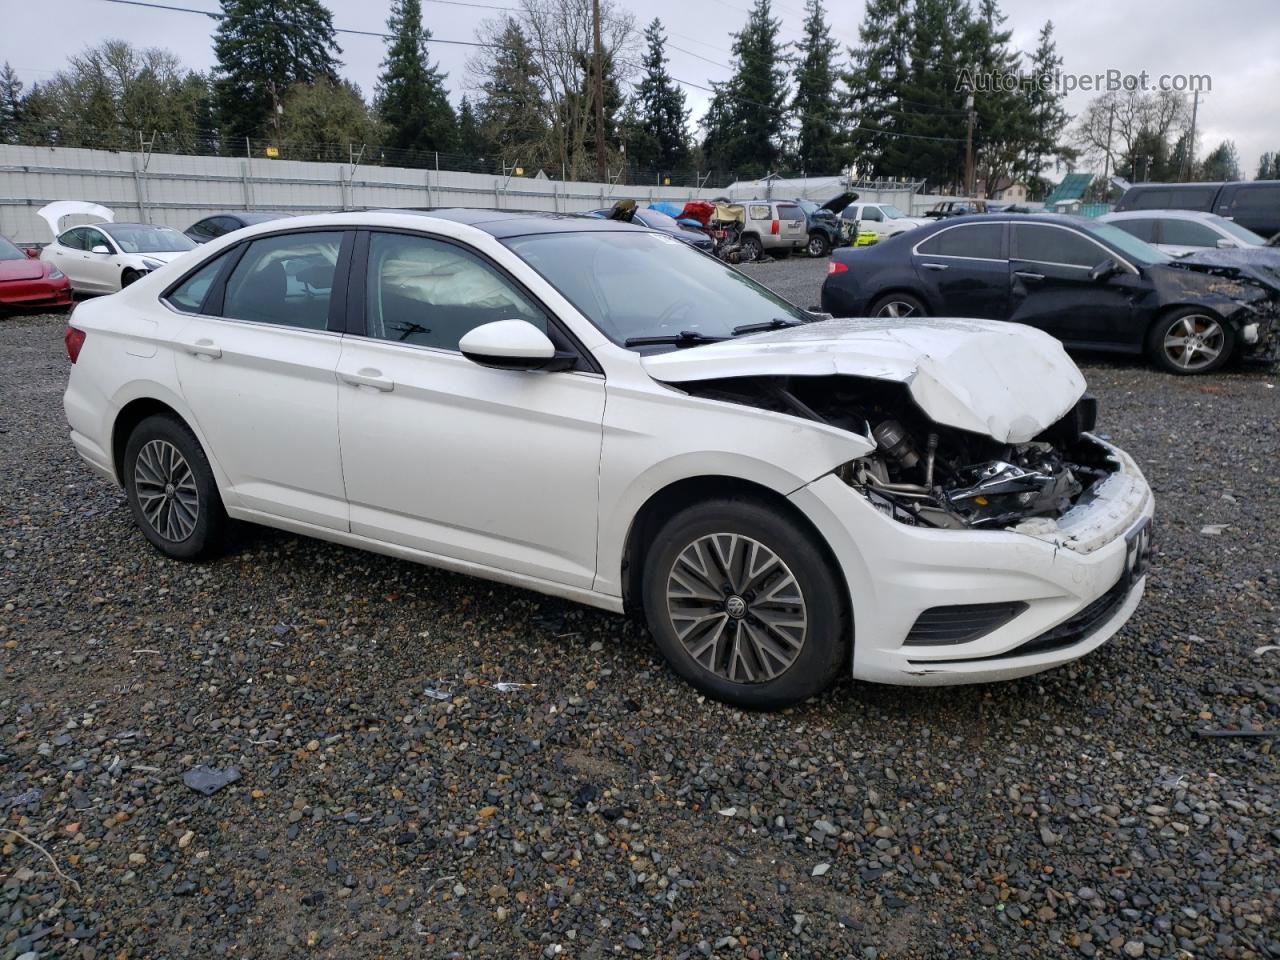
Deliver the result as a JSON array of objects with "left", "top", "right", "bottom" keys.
[
  {"left": 184, "top": 338, "right": 222, "bottom": 360},
  {"left": 920, "top": 262, "right": 949, "bottom": 271},
  {"left": 1014, "top": 271, "right": 1045, "bottom": 282},
  {"left": 340, "top": 368, "right": 395, "bottom": 392}
]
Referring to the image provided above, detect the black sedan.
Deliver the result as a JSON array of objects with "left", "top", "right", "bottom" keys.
[
  {"left": 821, "top": 213, "right": 1278, "bottom": 374},
  {"left": 586, "top": 207, "right": 714, "bottom": 254},
  {"left": 185, "top": 212, "right": 291, "bottom": 244}
]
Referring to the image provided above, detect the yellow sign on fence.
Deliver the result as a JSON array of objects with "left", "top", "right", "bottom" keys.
[{"left": 265, "top": 146, "right": 279, "bottom": 158}]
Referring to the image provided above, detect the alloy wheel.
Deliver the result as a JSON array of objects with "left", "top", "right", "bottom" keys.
[
  {"left": 133, "top": 439, "right": 200, "bottom": 542},
  {"left": 1163, "top": 314, "right": 1225, "bottom": 372},
  {"left": 665, "top": 533, "right": 808, "bottom": 684},
  {"left": 877, "top": 300, "right": 917, "bottom": 318},
  {"left": 807, "top": 235, "right": 826, "bottom": 257}
]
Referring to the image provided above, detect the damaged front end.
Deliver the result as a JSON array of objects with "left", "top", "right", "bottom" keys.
[
  {"left": 680, "top": 374, "right": 1118, "bottom": 534},
  {"left": 1162, "top": 260, "right": 1280, "bottom": 365}
]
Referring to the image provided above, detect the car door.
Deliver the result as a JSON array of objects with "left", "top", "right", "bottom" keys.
[
  {"left": 911, "top": 221, "right": 1009, "bottom": 319},
  {"left": 46, "top": 228, "right": 89, "bottom": 288},
  {"left": 335, "top": 229, "right": 605, "bottom": 588},
  {"left": 1008, "top": 223, "right": 1135, "bottom": 346},
  {"left": 80, "top": 227, "right": 122, "bottom": 292},
  {"left": 860, "top": 205, "right": 888, "bottom": 239},
  {"left": 168, "top": 229, "right": 352, "bottom": 531}
]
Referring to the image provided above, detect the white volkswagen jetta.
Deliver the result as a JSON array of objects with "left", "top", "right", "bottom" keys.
[{"left": 63, "top": 210, "right": 1154, "bottom": 708}]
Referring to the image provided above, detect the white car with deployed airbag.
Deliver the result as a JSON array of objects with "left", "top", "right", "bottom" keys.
[{"left": 62, "top": 210, "right": 1154, "bottom": 708}]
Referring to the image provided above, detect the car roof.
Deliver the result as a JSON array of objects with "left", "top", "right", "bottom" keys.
[
  {"left": 919, "top": 212, "right": 1094, "bottom": 228},
  {"left": 382, "top": 207, "right": 659, "bottom": 239},
  {"left": 1101, "top": 209, "right": 1223, "bottom": 222},
  {"left": 1123, "top": 181, "right": 1226, "bottom": 191}
]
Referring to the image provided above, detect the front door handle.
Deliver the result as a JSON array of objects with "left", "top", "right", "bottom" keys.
[
  {"left": 920, "top": 262, "right": 949, "bottom": 271},
  {"left": 1014, "top": 271, "right": 1045, "bottom": 282},
  {"left": 184, "top": 338, "right": 222, "bottom": 360},
  {"left": 340, "top": 368, "right": 395, "bottom": 392}
]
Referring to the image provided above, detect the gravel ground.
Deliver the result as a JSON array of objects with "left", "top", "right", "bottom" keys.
[{"left": 2, "top": 265, "right": 1278, "bottom": 960}]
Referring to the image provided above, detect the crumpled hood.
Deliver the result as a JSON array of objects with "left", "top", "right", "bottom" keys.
[{"left": 642, "top": 317, "right": 1087, "bottom": 443}]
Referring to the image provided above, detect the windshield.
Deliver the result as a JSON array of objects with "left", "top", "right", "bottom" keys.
[
  {"left": 1211, "top": 215, "right": 1266, "bottom": 245},
  {"left": 0, "top": 236, "right": 25, "bottom": 260},
  {"left": 881, "top": 204, "right": 908, "bottom": 219},
  {"left": 101, "top": 224, "right": 196, "bottom": 254},
  {"left": 1082, "top": 221, "right": 1172, "bottom": 265},
  {"left": 505, "top": 230, "right": 810, "bottom": 350}
]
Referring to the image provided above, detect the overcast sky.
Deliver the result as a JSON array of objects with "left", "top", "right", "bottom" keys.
[{"left": 5, "top": 0, "right": 1278, "bottom": 177}]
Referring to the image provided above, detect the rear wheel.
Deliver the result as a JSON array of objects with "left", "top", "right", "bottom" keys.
[
  {"left": 123, "top": 414, "right": 228, "bottom": 560},
  {"left": 807, "top": 232, "right": 830, "bottom": 257},
  {"left": 1147, "top": 308, "right": 1233, "bottom": 374},
  {"left": 642, "top": 497, "right": 848, "bottom": 709},
  {"left": 740, "top": 235, "right": 763, "bottom": 262},
  {"left": 869, "top": 292, "right": 927, "bottom": 319}
]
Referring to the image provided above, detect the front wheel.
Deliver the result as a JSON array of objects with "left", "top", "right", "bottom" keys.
[
  {"left": 121, "top": 268, "right": 143, "bottom": 288},
  {"left": 123, "top": 415, "right": 229, "bottom": 560},
  {"left": 807, "top": 232, "right": 830, "bottom": 257},
  {"left": 869, "top": 292, "right": 927, "bottom": 319},
  {"left": 642, "top": 498, "right": 848, "bottom": 709},
  {"left": 1147, "top": 308, "right": 1233, "bottom": 374}
]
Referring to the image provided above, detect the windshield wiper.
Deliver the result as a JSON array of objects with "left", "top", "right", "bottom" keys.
[
  {"left": 624, "top": 330, "right": 728, "bottom": 347},
  {"left": 732, "top": 317, "right": 805, "bottom": 336}
]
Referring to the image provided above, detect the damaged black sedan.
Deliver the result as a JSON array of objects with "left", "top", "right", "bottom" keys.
[{"left": 821, "top": 213, "right": 1279, "bottom": 374}]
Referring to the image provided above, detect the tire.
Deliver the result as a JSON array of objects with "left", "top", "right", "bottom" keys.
[
  {"left": 641, "top": 497, "right": 848, "bottom": 709},
  {"left": 1146, "top": 307, "right": 1234, "bottom": 375},
  {"left": 123, "top": 414, "right": 229, "bottom": 561},
  {"left": 869, "top": 292, "right": 928, "bottom": 319},
  {"left": 807, "top": 232, "right": 830, "bottom": 257},
  {"left": 121, "top": 268, "right": 143, "bottom": 288},
  {"left": 740, "top": 235, "right": 763, "bottom": 263}
]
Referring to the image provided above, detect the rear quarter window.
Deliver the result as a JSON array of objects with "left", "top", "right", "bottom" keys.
[{"left": 748, "top": 205, "right": 770, "bottom": 221}]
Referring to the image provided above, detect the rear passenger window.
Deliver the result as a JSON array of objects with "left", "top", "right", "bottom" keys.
[
  {"left": 1168, "top": 188, "right": 1217, "bottom": 211},
  {"left": 1130, "top": 190, "right": 1171, "bottom": 210},
  {"left": 59, "top": 229, "right": 87, "bottom": 250},
  {"left": 1111, "top": 219, "right": 1157, "bottom": 243},
  {"left": 917, "top": 223, "right": 1004, "bottom": 259},
  {"left": 364, "top": 232, "right": 548, "bottom": 352},
  {"left": 166, "top": 253, "right": 229, "bottom": 314},
  {"left": 221, "top": 232, "right": 342, "bottom": 330},
  {"left": 1012, "top": 224, "right": 1106, "bottom": 268}
]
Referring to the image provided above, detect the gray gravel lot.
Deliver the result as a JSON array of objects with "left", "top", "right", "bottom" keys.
[{"left": 2, "top": 263, "right": 1278, "bottom": 959}]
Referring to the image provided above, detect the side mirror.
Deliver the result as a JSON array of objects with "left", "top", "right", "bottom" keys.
[
  {"left": 91, "top": 244, "right": 111, "bottom": 255},
  {"left": 459, "top": 319, "right": 575, "bottom": 372},
  {"left": 1215, "top": 238, "right": 1238, "bottom": 249},
  {"left": 1088, "top": 258, "right": 1121, "bottom": 282}
]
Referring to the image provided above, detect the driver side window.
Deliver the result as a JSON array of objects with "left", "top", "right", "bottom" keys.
[
  {"left": 862, "top": 206, "right": 884, "bottom": 222},
  {"left": 364, "top": 232, "right": 549, "bottom": 352}
]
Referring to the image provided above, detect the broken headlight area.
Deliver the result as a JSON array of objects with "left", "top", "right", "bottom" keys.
[{"left": 678, "top": 373, "right": 1117, "bottom": 531}]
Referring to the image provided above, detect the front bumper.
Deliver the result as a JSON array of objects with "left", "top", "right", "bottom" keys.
[
  {"left": 0, "top": 279, "right": 73, "bottom": 310},
  {"left": 789, "top": 436, "right": 1154, "bottom": 685}
]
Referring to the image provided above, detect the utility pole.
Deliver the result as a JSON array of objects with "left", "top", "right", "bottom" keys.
[
  {"left": 592, "top": 0, "right": 606, "bottom": 183},
  {"left": 964, "top": 92, "right": 976, "bottom": 197},
  {"left": 1185, "top": 88, "right": 1200, "bottom": 180}
]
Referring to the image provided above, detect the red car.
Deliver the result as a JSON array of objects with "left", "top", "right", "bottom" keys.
[{"left": 0, "top": 234, "right": 73, "bottom": 312}]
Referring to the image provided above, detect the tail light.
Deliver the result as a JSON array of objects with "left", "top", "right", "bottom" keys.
[
  {"left": 65, "top": 326, "right": 86, "bottom": 363},
  {"left": 770, "top": 219, "right": 780, "bottom": 235},
  {"left": 827, "top": 261, "right": 848, "bottom": 275}
]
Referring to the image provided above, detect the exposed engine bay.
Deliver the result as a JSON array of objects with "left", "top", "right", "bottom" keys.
[{"left": 680, "top": 374, "right": 1118, "bottom": 530}]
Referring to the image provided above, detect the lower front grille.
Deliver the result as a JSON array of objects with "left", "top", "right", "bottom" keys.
[
  {"left": 909, "top": 575, "right": 1134, "bottom": 665},
  {"left": 903, "top": 601, "right": 1028, "bottom": 646}
]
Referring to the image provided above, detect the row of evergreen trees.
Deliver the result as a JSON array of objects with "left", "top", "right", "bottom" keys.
[{"left": 0, "top": 0, "right": 1270, "bottom": 189}]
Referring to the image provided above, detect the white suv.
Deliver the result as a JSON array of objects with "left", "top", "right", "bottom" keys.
[
  {"left": 840, "top": 202, "right": 931, "bottom": 241},
  {"left": 63, "top": 210, "right": 1153, "bottom": 708}
]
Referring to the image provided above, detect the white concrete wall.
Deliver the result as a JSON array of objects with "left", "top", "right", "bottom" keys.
[{"left": 0, "top": 144, "right": 724, "bottom": 243}]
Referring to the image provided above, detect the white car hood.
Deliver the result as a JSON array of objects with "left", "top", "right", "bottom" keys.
[{"left": 641, "top": 317, "right": 1087, "bottom": 443}]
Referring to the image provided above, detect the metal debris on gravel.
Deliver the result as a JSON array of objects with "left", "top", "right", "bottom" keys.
[{"left": 2, "top": 267, "right": 1277, "bottom": 958}]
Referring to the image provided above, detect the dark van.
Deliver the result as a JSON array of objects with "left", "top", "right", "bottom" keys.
[{"left": 1115, "top": 181, "right": 1280, "bottom": 239}]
